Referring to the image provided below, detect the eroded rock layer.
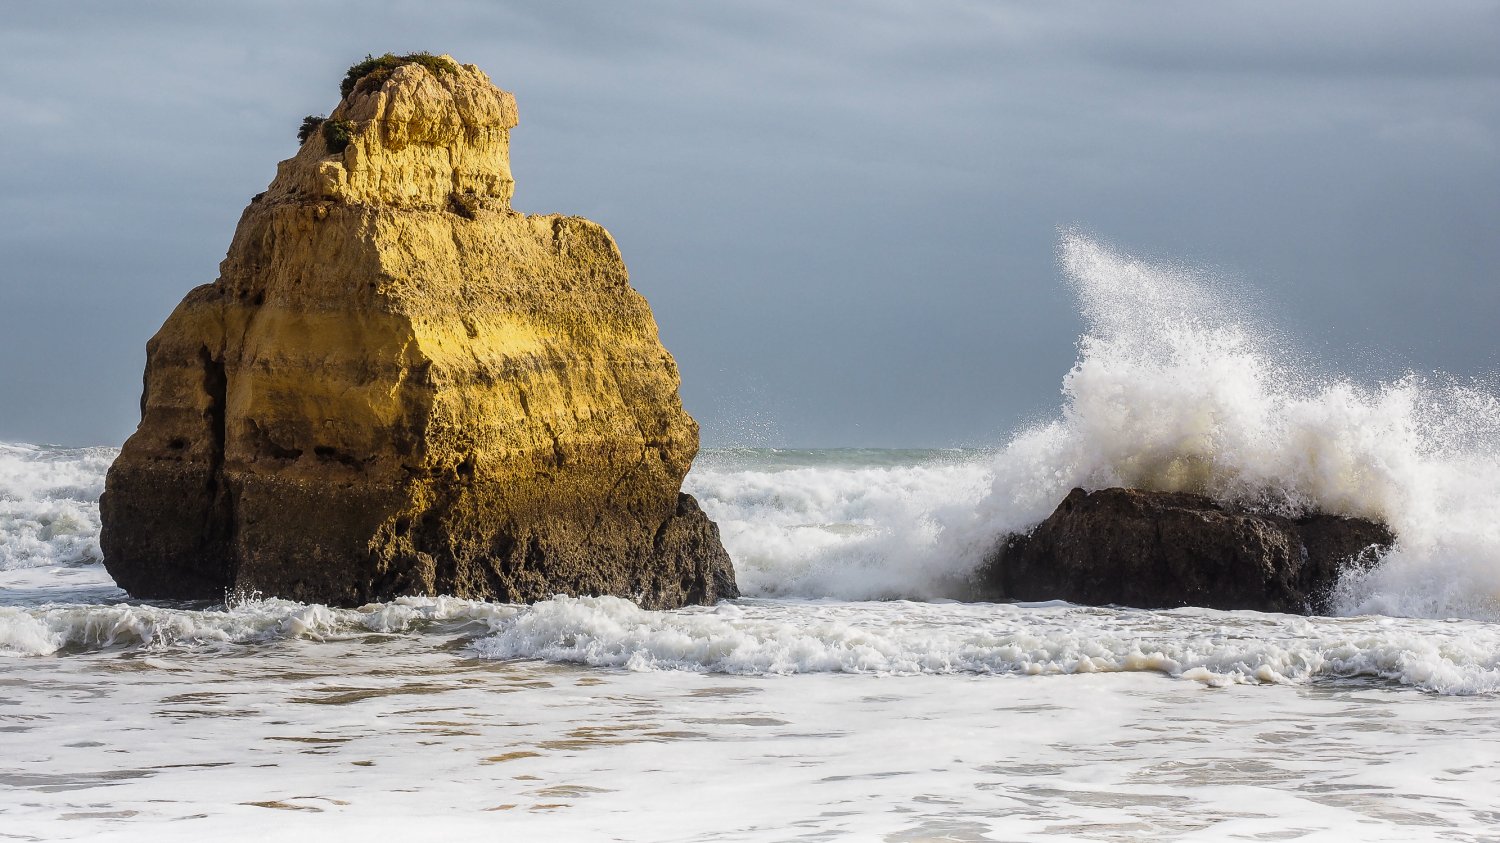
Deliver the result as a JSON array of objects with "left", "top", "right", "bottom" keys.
[
  {"left": 101, "top": 57, "right": 737, "bottom": 608},
  {"left": 980, "top": 488, "right": 1392, "bottom": 614}
]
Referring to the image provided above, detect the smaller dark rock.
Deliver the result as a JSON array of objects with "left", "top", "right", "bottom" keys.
[
  {"left": 979, "top": 488, "right": 1393, "bottom": 614},
  {"left": 655, "top": 493, "right": 740, "bottom": 606}
]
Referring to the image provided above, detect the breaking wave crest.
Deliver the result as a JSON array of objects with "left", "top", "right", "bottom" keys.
[
  {"left": 0, "top": 595, "right": 521, "bottom": 658},
  {"left": 7, "top": 593, "right": 1498, "bottom": 694},
  {"left": 471, "top": 596, "right": 1500, "bottom": 694},
  {"left": 0, "top": 443, "right": 112, "bottom": 570},
  {"left": 686, "top": 450, "right": 993, "bottom": 600},
  {"left": 691, "top": 233, "right": 1500, "bottom": 619},
  {"left": 964, "top": 233, "right": 1500, "bottom": 620}
]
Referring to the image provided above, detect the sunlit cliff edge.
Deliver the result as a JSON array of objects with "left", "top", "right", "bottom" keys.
[{"left": 101, "top": 55, "right": 738, "bottom": 608}]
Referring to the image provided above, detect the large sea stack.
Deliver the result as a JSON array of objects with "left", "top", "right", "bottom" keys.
[
  {"left": 981, "top": 487, "right": 1393, "bottom": 614},
  {"left": 100, "top": 55, "right": 737, "bottom": 608}
]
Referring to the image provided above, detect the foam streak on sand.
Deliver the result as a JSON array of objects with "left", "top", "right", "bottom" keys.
[{"left": 7, "top": 646, "right": 1499, "bottom": 842}]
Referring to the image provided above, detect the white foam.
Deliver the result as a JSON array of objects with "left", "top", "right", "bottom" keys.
[
  {"left": 0, "top": 595, "right": 519, "bottom": 657},
  {"left": 9, "top": 587, "right": 1497, "bottom": 695},
  {"left": 686, "top": 455, "right": 993, "bottom": 600},
  {"left": 0, "top": 442, "right": 114, "bottom": 570},
  {"left": 471, "top": 595, "right": 1500, "bottom": 695}
]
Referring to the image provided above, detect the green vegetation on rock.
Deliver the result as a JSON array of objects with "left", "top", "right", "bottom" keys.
[
  {"left": 297, "top": 115, "right": 325, "bottom": 144},
  {"left": 322, "top": 118, "right": 354, "bottom": 153},
  {"left": 341, "top": 52, "right": 456, "bottom": 98}
]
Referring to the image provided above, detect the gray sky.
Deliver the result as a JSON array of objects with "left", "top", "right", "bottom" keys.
[{"left": 2, "top": 1, "right": 1496, "bottom": 447}]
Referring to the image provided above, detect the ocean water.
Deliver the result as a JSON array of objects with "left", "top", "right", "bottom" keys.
[{"left": 5, "top": 236, "right": 1500, "bottom": 840}]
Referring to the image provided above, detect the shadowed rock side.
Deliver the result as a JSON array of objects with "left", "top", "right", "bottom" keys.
[
  {"left": 100, "top": 56, "right": 737, "bottom": 608},
  {"left": 980, "top": 488, "right": 1393, "bottom": 614}
]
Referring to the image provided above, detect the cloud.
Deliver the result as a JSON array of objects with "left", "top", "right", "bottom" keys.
[{"left": 0, "top": 1, "right": 1496, "bottom": 446}]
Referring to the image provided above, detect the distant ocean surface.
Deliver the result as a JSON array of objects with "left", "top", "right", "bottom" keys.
[{"left": 6, "top": 236, "right": 1500, "bottom": 839}]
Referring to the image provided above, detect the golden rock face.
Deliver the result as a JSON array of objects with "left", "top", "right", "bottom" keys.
[{"left": 100, "top": 57, "right": 737, "bottom": 607}]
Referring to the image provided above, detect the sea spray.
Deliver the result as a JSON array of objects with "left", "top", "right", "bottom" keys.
[
  {"left": 975, "top": 232, "right": 1429, "bottom": 523},
  {"left": 689, "top": 234, "right": 1500, "bottom": 619},
  {"left": 959, "top": 233, "right": 1500, "bottom": 620}
]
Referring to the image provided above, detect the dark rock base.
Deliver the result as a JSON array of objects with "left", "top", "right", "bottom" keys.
[
  {"left": 101, "top": 459, "right": 737, "bottom": 609},
  {"left": 979, "top": 487, "right": 1393, "bottom": 614}
]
